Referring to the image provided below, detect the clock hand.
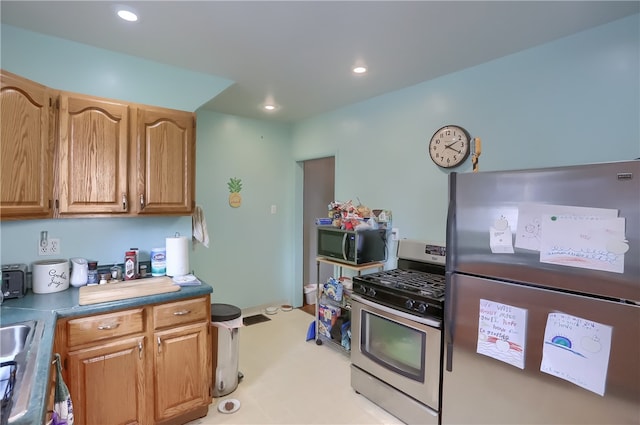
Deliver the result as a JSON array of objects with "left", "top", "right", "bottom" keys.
[{"left": 444, "top": 143, "right": 461, "bottom": 154}]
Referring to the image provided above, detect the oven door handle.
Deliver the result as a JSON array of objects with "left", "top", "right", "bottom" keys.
[{"left": 351, "top": 293, "right": 442, "bottom": 329}]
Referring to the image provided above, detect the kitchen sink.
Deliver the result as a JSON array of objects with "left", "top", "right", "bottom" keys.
[
  {"left": 0, "top": 323, "right": 33, "bottom": 361},
  {"left": 0, "top": 320, "right": 43, "bottom": 424}
]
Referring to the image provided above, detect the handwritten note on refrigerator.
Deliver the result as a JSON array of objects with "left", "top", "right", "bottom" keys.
[
  {"left": 477, "top": 299, "right": 527, "bottom": 369},
  {"left": 539, "top": 215, "right": 627, "bottom": 273},
  {"left": 540, "top": 313, "right": 612, "bottom": 396},
  {"left": 514, "top": 203, "right": 619, "bottom": 251}
]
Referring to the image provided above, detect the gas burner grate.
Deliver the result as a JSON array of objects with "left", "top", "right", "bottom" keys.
[{"left": 359, "top": 269, "right": 446, "bottom": 298}]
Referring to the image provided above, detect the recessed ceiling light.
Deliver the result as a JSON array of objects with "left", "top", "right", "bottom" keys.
[
  {"left": 353, "top": 66, "right": 367, "bottom": 74},
  {"left": 264, "top": 104, "right": 276, "bottom": 111},
  {"left": 117, "top": 9, "right": 138, "bottom": 22}
]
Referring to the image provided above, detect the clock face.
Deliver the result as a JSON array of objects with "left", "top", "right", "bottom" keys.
[{"left": 429, "top": 125, "right": 471, "bottom": 168}]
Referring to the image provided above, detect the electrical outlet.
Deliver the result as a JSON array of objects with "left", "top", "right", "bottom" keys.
[
  {"left": 391, "top": 228, "right": 399, "bottom": 241},
  {"left": 38, "top": 238, "right": 60, "bottom": 256},
  {"left": 49, "top": 238, "right": 60, "bottom": 255}
]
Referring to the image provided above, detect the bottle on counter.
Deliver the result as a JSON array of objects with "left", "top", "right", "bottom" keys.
[
  {"left": 87, "top": 261, "right": 99, "bottom": 284},
  {"left": 124, "top": 251, "right": 136, "bottom": 280},
  {"left": 110, "top": 265, "right": 122, "bottom": 281},
  {"left": 130, "top": 247, "right": 139, "bottom": 278}
]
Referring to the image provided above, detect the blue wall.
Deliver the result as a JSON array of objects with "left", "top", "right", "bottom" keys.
[
  {"left": 1, "top": 14, "right": 638, "bottom": 309},
  {"left": 190, "top": 111, "right": 294, "bottom": 308},
  {"left": 291, "top": 13, "right": 640, "bottom": 245}
]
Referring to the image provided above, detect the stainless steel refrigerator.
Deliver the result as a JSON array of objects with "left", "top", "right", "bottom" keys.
[{"left": 443, "top": 160, "right": 639, "bottom": 424}]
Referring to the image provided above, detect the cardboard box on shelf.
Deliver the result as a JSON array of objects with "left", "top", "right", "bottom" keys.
[{"left": 318, "top": 303, "right": 341, "bottom": 339}]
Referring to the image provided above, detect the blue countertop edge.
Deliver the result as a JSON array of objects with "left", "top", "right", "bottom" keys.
[{"left": 0, "top": 282, "right": 213, "bottom": 425}]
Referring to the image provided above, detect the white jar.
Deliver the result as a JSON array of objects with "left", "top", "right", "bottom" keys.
[{"left": 32, "top": 259, "right": 69, "bottom": 294}]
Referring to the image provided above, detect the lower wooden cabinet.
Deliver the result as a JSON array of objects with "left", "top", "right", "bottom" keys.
[
  {"left": 53, "top": 295, "right": 211, "bottom": 425},
  {"left": 67, "top": 336, "right": 146, "bottom": 425},
  {"left": 154, "top": 322, "right": 209, "bottom": 422}
]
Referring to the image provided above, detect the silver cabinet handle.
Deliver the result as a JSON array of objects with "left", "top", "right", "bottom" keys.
[
  {"left": 173, "top": 309, "right": 191, "bottom": 316},
  {"left": 140, "top": 194, "right": 145, "bottom": 209},
  {"left": 157, "top": 336, "right": 162, "bottom": 354},
  {"left": 138, "top": 341, "right": 143, "bottom": 359},
  {"left": 122, "top": 193, "right": 127, "bottom": 210},
  {"left": 97, "top": 323, "right": 120, "bottom": 330}
]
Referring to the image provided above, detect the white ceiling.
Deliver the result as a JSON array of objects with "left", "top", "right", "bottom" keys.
[{"left": 2, "top": 1, "right": 638, "bottom": 123}]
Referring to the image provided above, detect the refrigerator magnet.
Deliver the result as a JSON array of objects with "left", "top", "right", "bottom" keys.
[{"left": 490, "top": 216, "right": 514, "bottom": 253}]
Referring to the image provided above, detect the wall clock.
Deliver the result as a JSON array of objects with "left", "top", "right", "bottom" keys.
[{"left": 428, "top": 125, "right": 471, "bottom": 168}]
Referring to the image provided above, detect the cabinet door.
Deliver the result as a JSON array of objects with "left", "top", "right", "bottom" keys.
[
  {"left": 67, "top": 336, "right": 147, "bottom": 425},
  {"left": 57, "top": 93, "right": 130, "bottom": 215},
  {"left": 0, "top": 70, "right": 54, "bottom": 220},
  {"left": 154, "top": 322, "right": 209, "bottom": 421},
  {"left": 134, "top": 106, "right": 195, "bottom": 215}
]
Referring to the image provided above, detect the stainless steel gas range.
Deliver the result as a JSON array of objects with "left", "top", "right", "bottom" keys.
[{"left": 350, "top": 239, "right": 445, "bottom": 425}]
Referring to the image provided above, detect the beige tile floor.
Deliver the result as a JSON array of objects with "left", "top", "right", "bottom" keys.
[{"left": 188, "top": 308, "right": 403, "bottom": 424}]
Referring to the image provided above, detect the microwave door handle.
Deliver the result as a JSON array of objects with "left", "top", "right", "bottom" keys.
[{"left": 342, "top": 233, "right": 348, "bottom": 261}]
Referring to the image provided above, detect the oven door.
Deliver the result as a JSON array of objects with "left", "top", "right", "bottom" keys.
[{"left": 351, "top": 294, "right": 442, "bottom": 411}]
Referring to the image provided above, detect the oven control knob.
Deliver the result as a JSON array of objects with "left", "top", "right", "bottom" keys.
[
  {"left": 357, "top": 284, "right": 367, "bottom": 294},
  {"left": 417, "top": 303, "right": 428, "bottom": 314},
  {"left": 405, "top": 299, "right": 414, "bottom": 309},
  {"left": 366, "top": 288, "right": 376, "bottom": 297}
]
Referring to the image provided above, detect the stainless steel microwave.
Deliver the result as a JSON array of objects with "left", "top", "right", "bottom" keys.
[{"left": 317, "top": 227, "right": 387, "bottom": 265}]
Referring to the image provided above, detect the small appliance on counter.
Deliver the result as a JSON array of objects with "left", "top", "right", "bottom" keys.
[{"left": 1, "top": 263, "right": 27, "bottom": 299}]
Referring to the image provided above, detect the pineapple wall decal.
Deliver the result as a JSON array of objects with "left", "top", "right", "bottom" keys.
[{"left": 228, "top": 177, "right": 243, "bottom": 208}]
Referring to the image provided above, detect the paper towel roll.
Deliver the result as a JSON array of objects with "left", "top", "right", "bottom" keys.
[{"left": 166, "top": 236, "right": 189, "bottom": 276}]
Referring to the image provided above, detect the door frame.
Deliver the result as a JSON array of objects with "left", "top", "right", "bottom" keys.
[{"left": 292, "top": 152, "right": 337, "bottom": 307}]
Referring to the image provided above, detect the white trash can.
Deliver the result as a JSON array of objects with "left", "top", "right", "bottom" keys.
[{"left": 304, "top": 283, "right": 317, "bottom": 305}]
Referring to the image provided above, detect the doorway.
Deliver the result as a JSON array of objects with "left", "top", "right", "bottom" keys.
[{"left": 302, "top": 156, "right": 335, "bottom": 306}]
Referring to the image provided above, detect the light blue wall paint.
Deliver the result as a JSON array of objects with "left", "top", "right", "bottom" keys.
[
  {"left": 0, "top": 25, "right": 233, "bottom": 111},
  {"left": 1, "top": 15, "right": 638, "bottom": 311},
  {"left": 291, "top": 14, "right": 640, "bottom": 248},
  {"left": 190, "top": 110, "right": 294, "bottom": 309},
  {"left": 0, "top": 216, "right": 190, "bottom": 268}
]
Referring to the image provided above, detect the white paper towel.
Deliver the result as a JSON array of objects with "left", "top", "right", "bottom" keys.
[{"left": 166, "top": 235, "right": 189, "bottom": 276}]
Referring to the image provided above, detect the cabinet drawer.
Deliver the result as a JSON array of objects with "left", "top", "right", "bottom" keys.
[
  {"left": 67, "top": 308, "right": 145, "bottom": 348},
  {"left": 154, "top": 297, "right": 208, "bottom": 329}
]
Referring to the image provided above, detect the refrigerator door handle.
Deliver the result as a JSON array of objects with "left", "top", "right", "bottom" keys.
[
  {"left": 445, "top": 271, "right": 455, "bottom": 372},
  {"left": 445, "top": 172, "right": 458, "bottom": 372}
]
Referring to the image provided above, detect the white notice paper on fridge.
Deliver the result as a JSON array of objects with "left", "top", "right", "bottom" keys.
[
  {"left": 477, "top": 299, "right": 527, "bottom": 369},
  {"left": 539, "top": 215, "right": 627, "bottom": 273},
  {"left": 540, "top": 313, "right": 612, "bottom": 396},
  {"left": 515, "top": 203, "right": 619, "bottom": 251}
]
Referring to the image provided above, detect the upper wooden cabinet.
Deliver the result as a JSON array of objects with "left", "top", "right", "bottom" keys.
[
  {"left": 0, "top": 70, "right": 55, "bottom": 220},
  {"left": 133, "top": 106, "right": 195, "bottom": 215},
  {"left": 0, "top": 70, "right": 196, "bottom": 220},
  {"left": 57, "top": 92, "right": 130, "bottom": 215}
]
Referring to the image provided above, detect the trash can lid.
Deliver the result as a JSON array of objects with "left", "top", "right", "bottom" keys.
[{"left": 211, "top": 303, "right": 242, "bottom": 321}]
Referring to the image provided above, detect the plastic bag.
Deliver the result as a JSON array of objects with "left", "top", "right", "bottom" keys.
[{"left": 52, "top": 353, "right": 74, "bottom": 425}]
